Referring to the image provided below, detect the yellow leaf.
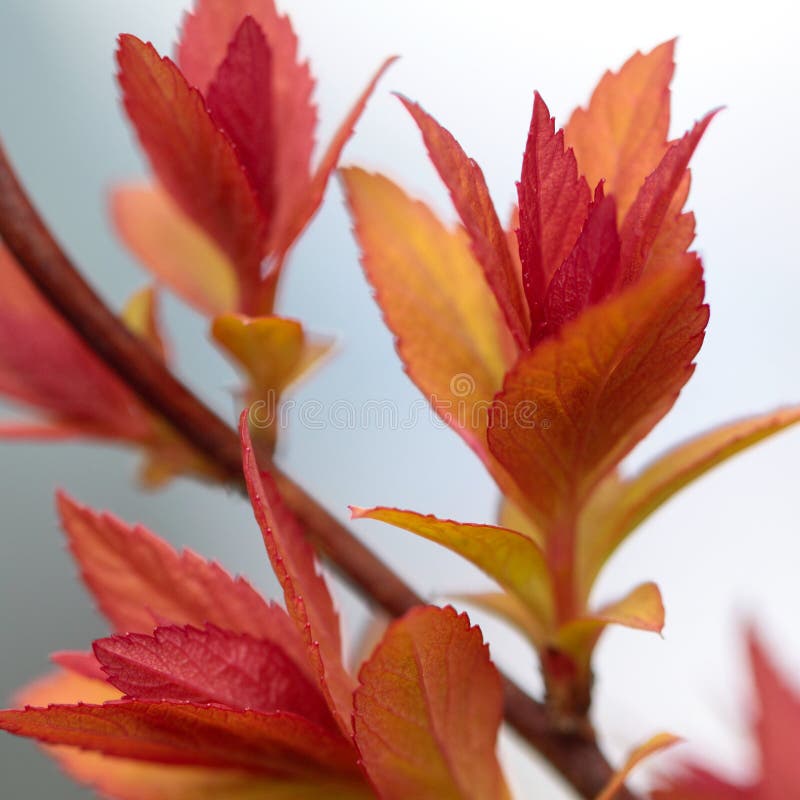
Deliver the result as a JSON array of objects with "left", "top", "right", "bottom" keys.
[
  {"left": 577, "top": 406, "right": 800, "bottom": 598},
  {"left": 212, "top": 314, "right": 332, "bottom": 401},
  {"left": 352, "top": 506, "right": 554, "bottom": 632},
  {"left": 341, "top": 168, "right": 515, "bottom": 473}
]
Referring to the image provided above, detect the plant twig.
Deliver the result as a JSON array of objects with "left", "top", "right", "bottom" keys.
[{"left": 0, "top": 140, "right": 639, "bottom": 800}]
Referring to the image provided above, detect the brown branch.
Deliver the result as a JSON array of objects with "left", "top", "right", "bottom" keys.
[{"left": 0, "top": 140, "right": 639, "bottom": 800}]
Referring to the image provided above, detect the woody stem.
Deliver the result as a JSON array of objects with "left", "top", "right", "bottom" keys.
[{"left": 0, "top": 140, "right": 640, "bottom": 800}]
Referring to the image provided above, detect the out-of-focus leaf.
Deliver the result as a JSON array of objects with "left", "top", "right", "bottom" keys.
[
  {"left": 93, "top": 625, "right": 334, "bottom": 728},
  {"left": 398, "top": 96, "right": 528, "bottom": 346},
  {"left": 597, "top": 732, "right": 681, "bottom": 800},
  {"left": 655, "top": 630, "right": 800, "bottom": 797},
  {"left": 354, "top": 606, "right": 509, "bottom": 800},
  {"left": 241, "top": 419, "right": 356, "bottom": 736},
  {"left": 0, "top": 244, "right": 155, "bottom": 441},
  {"left": 122, "top": 286, "right": 168, "bottom": 361},
  {"left": 113, "top": 184, "right": 238, "bottom": 316},
  {"left": 565, "top": 40, "right": 675, "bottom": 218},
  {"left": 212, "top": 314, "right": 332, "bottom": 400},
  {"left": 487, "top": 260, "right": 707, "bottom": 532}
]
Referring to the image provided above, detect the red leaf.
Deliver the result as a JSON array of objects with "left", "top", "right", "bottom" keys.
[
  {"left": 93, "top": 625, "right": 334, "bottom": 729},
  {"left": 241, "top": 417, "right": 356, "bottom": 736},
  {"left": 56, "top": 493, "right": 310, "bottom": 679},
  {"left": 0, "top": 702, "right": 357, "bottom": 778},
  {"left": 117, "top": 34, "right": 268, "bottom": 303},
  {"left": 178, "top": 0, "right": 316, "bottom": 251},
  {"left": 540, "top": 191, "right": 620, "bottom": 340},
  {"left": 51, "top": 652, "right": 107, "bottom": 682},
  {"left": 0, "top": 245, "right": 154, "bottom": 441},
  {"left": 205, "top": 16, "right": 275, "bottom": 219},
  {"left": 398, "top": 96, "right": 529, "bottom": 347},
  {"left": 749, "top": 631, "right": 800, "bottom": 795},
  {"left": 620, "top": 112, "right": 716, "bottom": 283},
  {"left": 655, "top": 630, "right": 800, "bottom": 798},
  {"left": 517, "top": 92, "right": 591, "bottom": 336},
  {"left": 354, "top": 606, "right": 509, "bottom": 800}
]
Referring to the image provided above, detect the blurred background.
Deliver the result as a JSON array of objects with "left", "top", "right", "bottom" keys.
[{"left": 0, "top": 0, "right": 798, "bottom": 796}]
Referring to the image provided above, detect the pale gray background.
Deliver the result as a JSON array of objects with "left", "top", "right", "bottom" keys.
[{"left": 1, "top": 0, "right": 799, "bottom": 797}]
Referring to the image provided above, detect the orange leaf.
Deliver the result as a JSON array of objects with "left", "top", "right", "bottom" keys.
[
  {"left": 56, "top": 493, "right": 310, "bottom": 677},
  {"left": 398, "top": 95, "right": 528, "bottom": 346},
  {"left": 117, "top": 35, "right": 267, "bottom": 303},
  {"left": 598, "top": 732, "right": 682, "bottom": 800},
  {"left": 0, "top": 702, "right": 357, "bottom": 778},
  {"left": 112, "top": 183, "right": 238, "bottom": 317},
  {"left": 565, "top": 40, "right": 675, "bottom": 219},
  {"left": 578, "top": 406, "right": 800, "bottom": 596},
  {"left": 487, "top": 257, "right": 707, "bottom": 532},
  {"left": 351, "top": 506, "right": 553, "bottom": 632},
  {"left": 354, "top": 606, "right": 509, "bottom": 800},
  {"left": 340, "top": 168, "right": 514, "bottom": 477},
  {"left": 241, "top": 418, "right": 356, "bottom": 736},
  {"left": 518, "top": 92, "right": 591, "bottom": 333}
]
